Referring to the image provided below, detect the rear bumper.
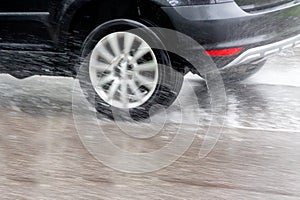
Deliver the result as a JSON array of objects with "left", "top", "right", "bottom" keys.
[
  {"left": 224, "top": 33, "right": 300, "bottom": 69},
  {"left": 162, "top": 1, "right": 300, "bottom": 67}
]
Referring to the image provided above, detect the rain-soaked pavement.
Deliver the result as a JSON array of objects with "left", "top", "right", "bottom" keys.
[{"left": 0, "top": 48, "right": 300, "bottom": 199}]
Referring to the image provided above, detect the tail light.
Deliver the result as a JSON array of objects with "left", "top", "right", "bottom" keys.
[{"left": 205, "top": 47, "right": 243, "bottom": 56}]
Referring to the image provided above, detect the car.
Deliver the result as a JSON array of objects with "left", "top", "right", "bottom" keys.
[{"left": 0, "top": 0, "right": 299, "bottom": 119}]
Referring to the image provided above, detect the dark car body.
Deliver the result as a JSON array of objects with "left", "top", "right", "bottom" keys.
[{"left": 0, "top": 0, "right": 300, "bottom": 78}]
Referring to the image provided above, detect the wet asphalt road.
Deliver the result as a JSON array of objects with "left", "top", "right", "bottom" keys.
[{"left": 0, "top": 49, "right": 300, "bottom": 199}]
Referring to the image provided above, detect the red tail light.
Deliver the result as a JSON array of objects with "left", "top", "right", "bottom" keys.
[{"left": 205, "top": 47, "right": 243, "bottom": 57}]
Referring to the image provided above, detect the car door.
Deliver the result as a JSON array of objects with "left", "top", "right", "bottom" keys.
[{"left": 0, "top": 0, "right": 53, "bottom": 49}]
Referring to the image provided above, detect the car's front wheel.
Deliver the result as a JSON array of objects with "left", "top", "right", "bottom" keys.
[{"left": 78, "top": 19, "right": 183, "bottom": 119}]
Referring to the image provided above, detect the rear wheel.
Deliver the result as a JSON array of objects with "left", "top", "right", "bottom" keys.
[{"left": 78, "top": 19, "right": 183, "bottom": 119}]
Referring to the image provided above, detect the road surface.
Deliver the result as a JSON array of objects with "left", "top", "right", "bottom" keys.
[{"left": 0, "top": 49, "right": 299, "bottom": 199}]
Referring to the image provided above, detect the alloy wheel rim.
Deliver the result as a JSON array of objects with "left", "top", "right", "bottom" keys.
[{"left": 89, "top": 32, "right": 159, "bottom": 109}]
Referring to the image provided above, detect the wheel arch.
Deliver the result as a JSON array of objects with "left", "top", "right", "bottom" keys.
[
  {"left": 54, "top": 0, "right": 190, "bottom": 74},
  {"left": 55, "top": 0, "right": 175, "bottom": 46}
]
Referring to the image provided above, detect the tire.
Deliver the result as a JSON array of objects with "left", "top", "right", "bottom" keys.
[
  {"left": 221, "top": 60, "right": 266, "bottom": 83},
  {"left": 78, "top": 19, "right": 183, "bottom": 120}
]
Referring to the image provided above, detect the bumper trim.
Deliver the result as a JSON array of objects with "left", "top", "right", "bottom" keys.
[{"left": 223, "top": 34, "right": 300, "bottom": 69}]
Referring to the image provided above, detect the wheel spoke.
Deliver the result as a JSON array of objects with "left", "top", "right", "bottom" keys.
[
  {"left": 107, "top": 33, "right": 121, "bottom": 56},
  {"left": 95, "top": 43, "right": 115, "bottom": 64},
  {"left": 120, "top": 79, "right": 128, "bottom": 106},
  {"left": 90, "top": 59, "right": 111, "bottom": 72},
  {"left": 134, "top": 73, "right": 154, "bottom": 88},
  {"left": 107, "top": 79, "right": 120, "bottom": 100},
  {"left": 128, "top": 80, "right": 144, "bottom": 100},
  {"left": 132, "top": 41, "right": 151, "bottom": 61},
  {"left": 136, "top": 61, "right": 157, "bottom": 72},
  {"left": 123, "top": 32, "right": 135, "bottom": 54},
  {"left": 97, "top": 74, "right": 114, "bottom": 87}
]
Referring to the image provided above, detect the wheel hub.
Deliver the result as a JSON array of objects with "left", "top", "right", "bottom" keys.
[{"left": 88, "top": 32, "right": 159, "bottom": 109}]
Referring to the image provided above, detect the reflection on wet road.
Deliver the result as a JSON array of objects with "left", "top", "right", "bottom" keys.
[{"left": 0, "top": 49, "right": 299, "bottom": 199}]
